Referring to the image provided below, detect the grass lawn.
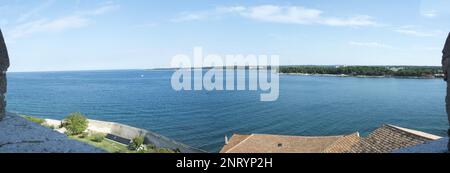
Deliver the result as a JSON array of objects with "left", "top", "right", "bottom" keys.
[
  {"left": 70, "top": 135, "right": 135, "bottom": 153},
  {"left": 70, "top": 135, "right": 177, "bottom": 153},
  {"left": 21, "top": 115, "right": 45, "bottom": 125}
]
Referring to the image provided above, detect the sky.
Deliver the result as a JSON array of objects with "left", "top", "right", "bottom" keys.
[{"left": 0, "top": 0, "right": 450, "bottom": 72}]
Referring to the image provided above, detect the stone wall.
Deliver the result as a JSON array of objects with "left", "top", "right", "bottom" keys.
[
  {"left": 0, "top": 29, "right": 10, "bottom": 121},
  {"left": 45, "top": 119, "right": 207, "bottom": 153},
  {"left": 0, "top": 113, "right": 103, "bottom": 153},
  {"left": 87, "top": 120, "right": 207, "bottom": 153}
]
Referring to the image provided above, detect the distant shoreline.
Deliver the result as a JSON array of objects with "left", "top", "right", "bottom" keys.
[
  {"left": 279, "top": 66, "right": 444, "bottom": 80},
  {"left": 7, "top": 66, "right": 446, "bottom": 80},
  {"left": 280, "top": 73, "right": 443, "bottom": 79}
]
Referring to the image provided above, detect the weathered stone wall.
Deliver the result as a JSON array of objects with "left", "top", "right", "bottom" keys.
[
  {"left": 0, "top": 29, "right": 10, "bottom": 121},
  {"left": 0, "top": 113, "right": 103, "bottom": 153}
]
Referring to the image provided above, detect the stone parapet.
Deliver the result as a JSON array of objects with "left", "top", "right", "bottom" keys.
[
  {"left": 0, "top": 113, "right": 103, "bottom": 153},
  {"left": 0, "top": 29, "right": 9, "bottom": 121}
]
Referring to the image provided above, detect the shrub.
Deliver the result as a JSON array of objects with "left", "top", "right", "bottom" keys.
[
  {"left": 90, "top": 133, "right": 105, "bottom": 143},
  {"left": 22, "top": 115, "right": 45, "bottom": 125},
  {"left": 155, "top": 148, "right": 176, "bottom": 153},
  {"left": 80, "top": 132, "right": 90, "bottom": 139},
  {"left": 129, "top": 135, "right": 145, "bottom": 150},
  {"left": 44, "top": 124, "right": 56, "bottom": 130},
  {"left": 137, "top": 148, "right": 149, "bottom": 153},
  {"left": 63, "top": 113, "right": 88, "bottom": 136},
  {"left": 58, "top": 122, "right": 64, "bottom": 129},
  {"left": 146, "top": 144, "right": 156, "bottom": 150}
]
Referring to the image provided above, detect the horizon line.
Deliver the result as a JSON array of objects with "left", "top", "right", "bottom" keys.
[{"left": 7, "top": 64, "right": 443, "bottom": 73}]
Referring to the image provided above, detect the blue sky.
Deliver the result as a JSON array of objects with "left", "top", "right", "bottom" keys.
[{"left": 0, "top": 0, "right": 449, "bottom": 72}]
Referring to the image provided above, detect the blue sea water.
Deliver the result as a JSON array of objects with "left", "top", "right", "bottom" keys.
[{"left": 6, "top": 70, "right": 449, "bottom": 152}]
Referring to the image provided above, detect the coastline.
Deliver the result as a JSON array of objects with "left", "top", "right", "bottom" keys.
[{"left": 279, "top": 73, "right": 442, "bottom": 79}]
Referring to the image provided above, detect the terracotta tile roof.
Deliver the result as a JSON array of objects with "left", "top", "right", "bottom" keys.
[
  {"left": 324, "top": 133, "right": 361, "bottom": 153},
  {"left": 219, "top": 134, "right": 251, "bottom": 153},
  {"left": 220, "top": 125, "right": 441, "bottom": 153},
  {"left": 220, "top": 134, "right": 350, "bottom": 153},
  {"left": 348, "top": 125, "right": 437, "bottom": 153}
]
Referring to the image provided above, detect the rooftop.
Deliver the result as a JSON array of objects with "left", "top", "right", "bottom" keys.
[
  {"left": 348, "top": 124, "right": 441, "bottom": 153},
  {"left": 220, "top": 133, "right": 360, "bottom": 153},
  {"left": 221, "top": 124, "right": 443, "bottom": 153}
]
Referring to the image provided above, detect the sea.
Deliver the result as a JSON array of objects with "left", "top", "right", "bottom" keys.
[{"left": 6, "top": 69, "right": 449, "bottom": 152}]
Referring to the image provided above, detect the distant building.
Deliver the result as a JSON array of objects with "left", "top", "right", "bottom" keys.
[
  {"left": 220, "top": 124, "right": 441, "bottom": 153},
  {"left": 435, "top": 73, "right": 445, "bottom": 78},
  {"left": 388, "top": 67, "right": 405, "bottom": 72},
  {"left": 335, "top": 65, "right": 348, "bottom": 68}
]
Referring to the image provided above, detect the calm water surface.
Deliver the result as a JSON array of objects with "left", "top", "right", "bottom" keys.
[{"left": 6, "top": 70, "right": 449, "bottom": 152}]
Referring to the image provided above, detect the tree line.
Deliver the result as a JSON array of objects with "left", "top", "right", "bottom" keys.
[{"left": 279, "top": 66, "right": 444, "bottom": 78}]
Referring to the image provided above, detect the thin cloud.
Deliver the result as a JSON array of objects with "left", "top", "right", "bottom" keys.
[
  {"left": 320, "top": 15, "right": 376, "bottom": 27},
  {"left": 349, "top": 41, "right": 394, "bottom": 49},
  {"left": 394, "top": 26, "right": 443, "bottom": 37},
  {"left": 173, "top": 5, "right": 378, "bottom": 27},
  {"left": 132, "top": 22, "right": 158, "bottom": 29},
  {"left": 171, "top": 6, "right": 242, "bottom": 22},
  {"left": 217, "top": 6, "right": 246, "bottom": 13},
  {"left": 240, "top": 5, "right": 377, "bottom": 27},
  {"left": 10, "top": 3, "right": 120, "bottom": 39},
  {"left": 421, "top": 10, "right": 438, "bottom": 18},
  {"left": 240, "top": 5, "right": 322, "bottom": 24},
  {"left": 78, "top": 3, "right": 120, "bottom": 16},
  {"left": 16, "top": 0, "right": 56, "bottom": 23},
  {"left": 171, "top": 12, "right": 210, "bottom": 22},
  {"left": 11, "top": 16, "right": 89, "bottom": 39}
]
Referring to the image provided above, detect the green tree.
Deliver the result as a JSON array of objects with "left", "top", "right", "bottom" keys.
[
  {"left": 129, "top": 135, "right": 145, "bottom": 151},
  {"left": 279, "top": 66, "right": 442, "bottom": 78},
  {"left": 63, "top": 112, "right": 88, "bottom": 136}
]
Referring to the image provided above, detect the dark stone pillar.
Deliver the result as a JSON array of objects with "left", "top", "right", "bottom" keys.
[{"left": 0, "top": 29, "right": 10, "bottom": 121}]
